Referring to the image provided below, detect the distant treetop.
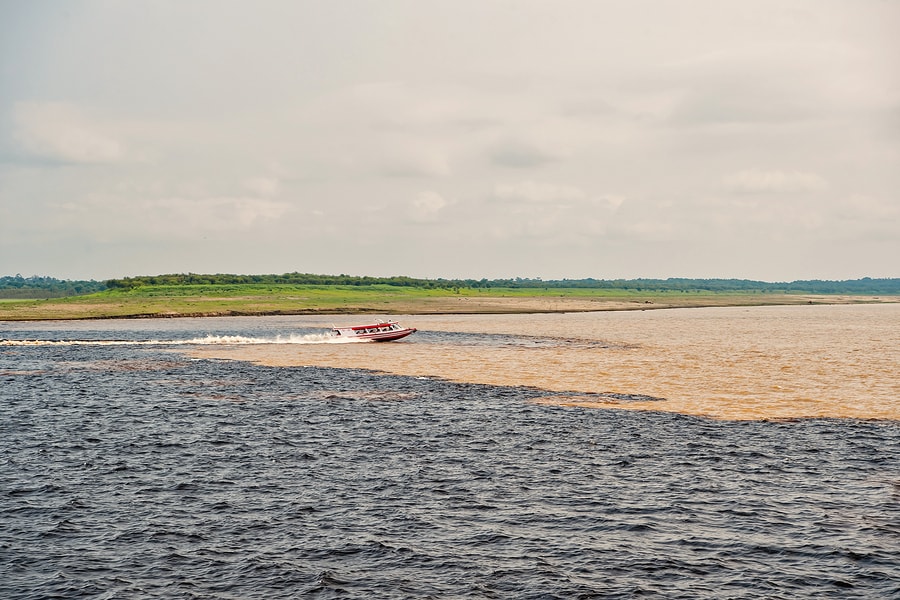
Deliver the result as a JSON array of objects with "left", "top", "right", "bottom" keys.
[
  {"left": 3, "top": 273, "right": 898, "bottom": 299},
  {"left": 0, "top": 275, "right": 106, "bottom": 299},
  {"left": 102, "top": 273, "right": 900, "bottom": 295}
]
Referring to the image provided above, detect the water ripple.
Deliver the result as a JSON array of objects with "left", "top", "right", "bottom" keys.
[{"left": 1, "top": 339, "right": 899, "bottom": 598}]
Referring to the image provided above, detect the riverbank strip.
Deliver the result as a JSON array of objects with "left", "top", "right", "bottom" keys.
[{"left": 1, "top": 284, "right": 896, "bottom": 321}]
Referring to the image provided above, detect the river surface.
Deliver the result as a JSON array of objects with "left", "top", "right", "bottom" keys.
[{"left": 2, "top": 305, "right": 899, "bottom": 598}]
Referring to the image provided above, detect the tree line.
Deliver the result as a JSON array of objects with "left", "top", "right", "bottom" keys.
[
  {"left": 0, "top": 275, "right": 107, "bottom": 299},
  {"left": 4, "top": 273, "right": 899, "bottom": 298},
  {"left": 104, "top": 273, "right": 900, "bottom": 294}
]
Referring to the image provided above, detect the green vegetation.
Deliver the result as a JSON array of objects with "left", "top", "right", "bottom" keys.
[
  {"left": 0, "top": 275, "right": 106, "bottom": 299},
  {"left": 105, "top": 273, "right": 900, "bottom": 294},
  {"left": 5, "top": 272, "right": 899, "bottom": 298},
  {"left": 0, "top": 284, "right": 433, "bottom": 320},
  {"left": 1, "top": 273, "right": 897, "bottom": 320}
]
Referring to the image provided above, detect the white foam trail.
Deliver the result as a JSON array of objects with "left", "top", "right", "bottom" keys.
[
  {"left": 0, "top": 332, "right": 367, "bottom": 347},
  {"left": 181, "top": 333, "right": 363, "bottom": 345}
]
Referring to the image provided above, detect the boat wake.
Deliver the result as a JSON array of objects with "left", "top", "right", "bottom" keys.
[
  {"left": 0, "top": 333, "right": 365, "bottom": 347},
  {"left": 183, "top": 333, "right": 363, "bottom": 345}
]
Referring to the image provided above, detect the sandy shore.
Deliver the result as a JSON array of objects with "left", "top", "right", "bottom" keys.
[
  {"left": 1, "top": 293, "right": 896, "bottom": 321},
  {"left": 381, "top": 294, "right": 897, "bottom": 314}
]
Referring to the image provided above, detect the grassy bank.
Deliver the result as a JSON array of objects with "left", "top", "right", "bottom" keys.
[{"left": 0, "top": 284, "right": 895, "bottom": 321}]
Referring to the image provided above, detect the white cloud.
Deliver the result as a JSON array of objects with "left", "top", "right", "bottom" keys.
[
  {"left": 661, "top": 39, "right": 891, "bottom": 129},
  {"left": 55, "top": 195, "right": 291, "bottom": 240},
  {"left": 828, "top": 194, "right": 900, "bottom": 239},
  {"left": 167, "top": 196, "right": 289, "bottom": 229},
  {"left": 408, "top": 191, "right": 450, "bottom": 223},
  {"left": 598, "top": 194, "right": 626, "bottom": 210},
  {"left": 242, "top": 177, "right": 281, "bottom": 196},
  {"left": 489, "top": 139, "right": 562, "bottom": 168},
  {"left": 492, "top": 181, "right": 587, "bottom": 205},
  {"left": 13, "top": 102, "right": 124, "bottom": 163},
  {"left": 342, "top": 81, "right": 476, "bottom": 129},
  {"left": 614, "top": 219, "right": 676, "bottom": 240},
  {"left": 379, "top": 145, "right": 451, "bottom": 178},
  {"left": 482, "top": 181, "right": 623, "bottom": 242},
  {"left": 723, "top": 169, "right": 829, "bottom": 194},
  {"left": 838, "top": 194, "right": 899, "bottom": 220}
]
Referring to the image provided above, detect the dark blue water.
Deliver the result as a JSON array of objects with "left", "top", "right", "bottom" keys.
[{"left": 2, "top": 321, "right": 899, "bottom": 598}]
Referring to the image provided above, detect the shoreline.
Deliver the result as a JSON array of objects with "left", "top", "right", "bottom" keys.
[{"left": 1, "top": 293, "right": 896, "bottom": 322}]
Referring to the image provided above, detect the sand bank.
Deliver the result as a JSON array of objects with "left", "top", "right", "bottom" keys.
[{"left": 1, "top": 293, "right": 895, "bottom": 321}]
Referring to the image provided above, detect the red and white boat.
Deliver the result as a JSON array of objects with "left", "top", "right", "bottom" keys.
[{"left": 331, "top": 320, "right": 417, "bottom": 342}]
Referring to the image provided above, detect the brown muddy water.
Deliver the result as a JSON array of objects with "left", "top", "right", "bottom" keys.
[{"left": 186, "top": 304, "right": 900, "bottom": 421}]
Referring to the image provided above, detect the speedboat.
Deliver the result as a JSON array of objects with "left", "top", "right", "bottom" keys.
[{"left": 331, "top": 320, "right": 417, "bottom": 342}]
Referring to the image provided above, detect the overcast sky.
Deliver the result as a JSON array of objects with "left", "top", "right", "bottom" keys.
[{"left": 1, "top": 1, "right": 897, "bottom": 281}]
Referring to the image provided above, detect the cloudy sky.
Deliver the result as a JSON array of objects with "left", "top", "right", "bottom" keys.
[{"left": 1, "top": 1, "right": 897, "bottom": 281}]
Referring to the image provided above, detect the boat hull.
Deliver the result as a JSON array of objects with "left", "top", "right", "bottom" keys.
[
  {"left": 332, "top": 321, "right": 417, "bottom": 342},
  {"left": 354, "top": 328, "right": 416, "bottom": 342}
]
